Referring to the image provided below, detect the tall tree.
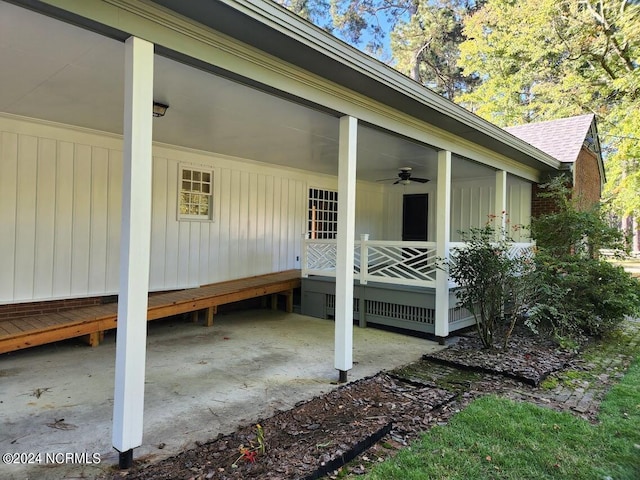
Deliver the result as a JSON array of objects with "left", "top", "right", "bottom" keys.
[
  {"left": 457, "top": 0, "right": 640, "bottom": 219},
  {"left": 275, "top": 0, "right": 481, "bottom": 98},
  {"left": 390, "top": 0, "right": 483, "bottom": 99}
]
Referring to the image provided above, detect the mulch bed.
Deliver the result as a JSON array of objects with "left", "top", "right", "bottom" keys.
[
  {"left": 106, "top": 374, "right": 455, "bottom": 480},
  {"left": 424, "top": 329, "right": 578, "bottom": 386},
  {"left": 103, "top": 328, "right": 592, "bottom": 480}
]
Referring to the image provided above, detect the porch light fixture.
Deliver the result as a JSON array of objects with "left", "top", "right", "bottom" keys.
[{"left": 152, "top": 102, "right": 169, "bottom": 117}]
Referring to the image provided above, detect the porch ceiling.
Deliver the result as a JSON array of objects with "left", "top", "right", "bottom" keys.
[{"left": 0, "top": 1, "right": 491, "bottom": 182}]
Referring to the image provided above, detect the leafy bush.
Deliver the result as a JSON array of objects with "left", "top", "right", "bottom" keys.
[
  {"left": 448, "top": 222, "right": 537, "bottom": 350},
  {"left": 528, "top": 177, "right": 640, "bottom": 339},
  {"left": 529, "top": 255, "right": 640, "bottom": 338},
  {"left": 530, "top": 176, "right": 627, "bottom": 258}
]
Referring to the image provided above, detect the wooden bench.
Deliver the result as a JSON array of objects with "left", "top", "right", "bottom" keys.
[{"left": 0, "top": 270, "right": 301, "bottom": 355}]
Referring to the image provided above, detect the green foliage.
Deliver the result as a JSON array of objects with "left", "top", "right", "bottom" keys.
[
  {"left": 530, "top": 256, "right": 640, "bottom": 337},
  {"left": 529, "top": 178, "right": 640, "bottom": 338},
  {"left": 389, "top": 0, "right": 482, "bottom": 99},
  {"left": 531, "top": 176, "right": 628, "bottom": 258},
  {"left": 457, "top": 0, "right": 640, "bottom": 219},
  {"left": 603, "top": 106, "right": 640, "bottom": 219},
  {"left": 448, "top": 219, "right": 537, "bottom": 349}
]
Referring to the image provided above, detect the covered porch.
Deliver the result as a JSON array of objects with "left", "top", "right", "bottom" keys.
[
  {"left": 0, "top": 0, "right": 557, "bottom": 466},
  {"left": 0, "top": 309, "right": 443, "bottom": 480}
]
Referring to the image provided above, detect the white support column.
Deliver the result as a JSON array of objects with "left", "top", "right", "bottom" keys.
[
  {"left": 335, "top": 115, "right": 358, "bottom": 382},
  {"left": 359, "top": 233, "right": 369, "bottom": 285},
  {"left": 112, "top": 36, "right": 154, "bottom": 467},
  {"left": 435, "top": 150, "right": 452, "bottom": 340},
  {"left": 495, "top": 169, "right": 507, "bottom": 239},
  {"left": 301, "top": 233, "right": 309, "bottom": 278}
]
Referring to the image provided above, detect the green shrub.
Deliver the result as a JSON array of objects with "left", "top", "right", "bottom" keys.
[
  {"left": 529, "top": 255, "right": 640, "bottom": 337},
  {"left": 530, "top": 176, "right": 627, "bottom": 258},
  {"left": 448, "top": 221, "right": 537, "bottom": 349},
  {"left": 528, "top": 177, "right": 640, "bottom": 339}
]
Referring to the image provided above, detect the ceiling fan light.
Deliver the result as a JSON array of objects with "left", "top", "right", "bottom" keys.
[{"left": 401, "top": 179, "right": 411, "bottom": 185}]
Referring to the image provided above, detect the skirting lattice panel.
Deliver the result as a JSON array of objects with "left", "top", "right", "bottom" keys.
[{"left": 366, "top": 300, "right": 434, "bottom": 325}]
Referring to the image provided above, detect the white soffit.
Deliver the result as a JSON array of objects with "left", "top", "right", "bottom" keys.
[{"left": 0, "top": 1, "right": 493, "bottom": 182}]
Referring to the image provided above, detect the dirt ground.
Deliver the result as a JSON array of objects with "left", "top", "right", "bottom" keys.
[{"left": 100, "top": 326, "right": 584, "bottom": 480}]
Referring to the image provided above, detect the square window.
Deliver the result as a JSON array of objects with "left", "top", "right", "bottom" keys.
[{"left": 179, "top": 166, "right": 213, "bottom": 221}]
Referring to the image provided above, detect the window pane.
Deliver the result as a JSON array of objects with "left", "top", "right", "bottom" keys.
[
  {"left": 179, "top": 193, "right": 189, "bottom": 214},
  {"left": 193, "top": 171, "right": 201, "bottom": 181},
  {"left": 202, "top": 183, "right": 210, "bottom": 194},
  {"left": 182, "top": 169, "right": 191, "bottom": 180},
  {"left": 202, "top": 172, "right": 211, "bottom": 182}
]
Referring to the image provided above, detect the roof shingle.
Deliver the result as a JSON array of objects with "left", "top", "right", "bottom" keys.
[{"left": 504, "top": 114, "right": 595, "bottom": 164}]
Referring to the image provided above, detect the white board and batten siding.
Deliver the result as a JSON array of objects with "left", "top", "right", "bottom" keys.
[
  {"left": 451, "top": 176, "right": 532, "bottom": 242},
  {"left": 0, "top": 116, "right": 384, "bottom": 303},
  {"left": 383, "top": 176, "right": 532, "bottom": 243}
]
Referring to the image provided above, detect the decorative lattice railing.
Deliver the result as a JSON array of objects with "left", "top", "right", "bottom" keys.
[
  {"left": 449, "top": 241, "right": 535, "bottom": 260},
  {"left": 302, "top": 236, "right": 438, "bottom": 288},
  {"left": 303, "top": 239, "right": 338, "bottom": 276},
  {"left": 361, "top": 241, "right": 438, "bottom": 287},
  {"left": 303, "top": 237, "right": 535, "bottom": 289}
]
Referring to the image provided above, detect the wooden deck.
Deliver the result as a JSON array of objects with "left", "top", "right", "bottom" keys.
[{"left": 0, "top": 270, "right": 301, "bottom": 355}]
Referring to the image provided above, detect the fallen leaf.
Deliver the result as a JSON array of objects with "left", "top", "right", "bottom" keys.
[{"left": 46, "top": 419, "right": 77, "bottom": 430}]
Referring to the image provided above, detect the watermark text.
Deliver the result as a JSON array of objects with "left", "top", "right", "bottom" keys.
[{"left": 3, "top": 452, "right": 101, "bottom": 465}]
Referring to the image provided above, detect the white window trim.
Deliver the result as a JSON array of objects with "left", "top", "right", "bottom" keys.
[{"left": 178, "top": 164, "right": 215, "bottom": 222}]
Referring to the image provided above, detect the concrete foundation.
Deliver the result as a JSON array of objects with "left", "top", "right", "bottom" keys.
[{"left": 0, "top": 310, "right": 441, "bottom": 479}]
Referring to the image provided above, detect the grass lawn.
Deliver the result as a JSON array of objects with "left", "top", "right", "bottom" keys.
[{"left": 363, "top": 357, "right": 640, "bottom": 479}]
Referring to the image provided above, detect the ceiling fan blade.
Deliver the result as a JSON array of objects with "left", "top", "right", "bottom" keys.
[
  {"left": 393, "top": 179, "right": 401, "bottom": 185},
  {"left": 376, "top": 177, "right": 398, "bottom": 182},
  {"left": 412, "top": 177, "right": 430, "bottom": 183}
]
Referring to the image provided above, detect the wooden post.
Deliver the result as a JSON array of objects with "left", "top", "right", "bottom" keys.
[
  {"left": 435, "top": 150, "right": 451, "bottom": 340},
  {"left": 83, "top": 331, "right": 102, "bottom": 347},
  {"left": 112, "top": 36, "right": 154, "bottom": 460},
  {"left": 285, "top": 289, "right": 294, "bottom": 313},
  {"left": 205, "top": 306, "right": 216, "bottom": 327},
  {"left": 335, "top": 115, "right": 357, "bottom": 382}
]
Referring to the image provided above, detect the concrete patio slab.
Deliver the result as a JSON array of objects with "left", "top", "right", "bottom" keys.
[{"left": 0, "top": 310, "right": 442, "bottom": 479}]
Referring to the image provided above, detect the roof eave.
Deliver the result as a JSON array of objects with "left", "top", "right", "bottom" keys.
[{"left": 148, "top": 0, "right": 561, "bottom": 173}]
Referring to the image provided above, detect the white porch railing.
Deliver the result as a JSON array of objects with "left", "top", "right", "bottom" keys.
[
  {"left": 449, "top": 241, "right": 536, "bottom": 261},
  {"left": 302, "top": 235, "right": 438, "bottom": 287},
  {"left": 302, "top": 236, "right": 535, "bottom": 288}
]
